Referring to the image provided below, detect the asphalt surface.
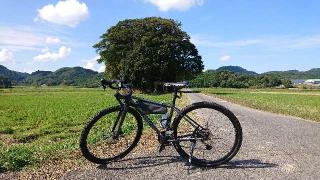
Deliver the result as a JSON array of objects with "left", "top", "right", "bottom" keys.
[{"left": 62, "top": 92, "right": 320, "bottom": 180}]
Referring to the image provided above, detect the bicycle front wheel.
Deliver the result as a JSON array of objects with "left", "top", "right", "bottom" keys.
[
  {"left": 80, "top": 106, "right": 143, "bottom": 164},
  {"left": 172, "top": 102, "right": 242, "bottom": 167}
]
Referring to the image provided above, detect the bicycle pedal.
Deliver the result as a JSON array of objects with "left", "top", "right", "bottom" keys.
[{"left": 159, "top": 144, "right": 166, "bottom": 153}]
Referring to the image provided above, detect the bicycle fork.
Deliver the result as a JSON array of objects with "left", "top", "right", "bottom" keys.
[{"left": 111, "top": 106, "right": 128, "bottom": 139}]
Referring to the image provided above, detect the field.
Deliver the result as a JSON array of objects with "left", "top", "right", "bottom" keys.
[
  {"left": 2, "top": 87, "right": 319, "bottom": 173},
  {"left": 0, "top": 87, "right": 173, "bottom": 172},
  {"left": 200, "top": 88, "right": 320, "bottom": 122}
]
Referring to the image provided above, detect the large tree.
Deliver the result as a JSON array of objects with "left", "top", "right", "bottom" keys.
[{"left": 94, "top": 17, "right": 203, "bottom": 90}]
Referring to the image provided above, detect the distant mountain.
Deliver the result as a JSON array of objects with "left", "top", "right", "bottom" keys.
[
  {"left": 1, "top": 64, "right": 319, "bottom": 88},
  {"left": 263, "top": 68, "right": 320, "bottom": 79},
  {"left": 26, "top": 67, "right": 104, "bottom": 87},
  {"left": 0, "top": 65, "right": 29, "bottom": 84},
  {"left": 0, "top": 65, "right": 103, "bottom": 87},
  {"left": 31, "top": 70, "right": 52, "bottom": 76},
  {"left": 214, "top": 66, "right": 258, "bottom": 76},
  {"left": 206, "top": 66, "right": 319, "bottom": 79}
]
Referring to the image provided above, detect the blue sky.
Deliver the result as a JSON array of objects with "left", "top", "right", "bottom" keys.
[{"left": 0, "top": 0, "right": 319, "bottom": 73}]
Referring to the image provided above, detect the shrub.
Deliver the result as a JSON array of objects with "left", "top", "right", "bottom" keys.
[
  {"left": 0, "top": 127, "right": 15, "bottom": 134},
  {"left": 0, "top": 145, "right": 35, "bottom": 171}
]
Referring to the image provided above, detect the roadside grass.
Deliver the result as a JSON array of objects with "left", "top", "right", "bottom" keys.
[
  {"left": 0, "top": 87, "right": 172, "bottom": 172},
  {"left": 199, "top": 88, "right": 320, "bottom": 122}
]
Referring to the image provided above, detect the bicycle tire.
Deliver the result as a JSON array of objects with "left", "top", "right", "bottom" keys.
[
  {"left": 172, "top": 101, "right": 242, "bottom": 167},
  {"left": 80, "top": 106, "right": 143, "bottom": 164}
]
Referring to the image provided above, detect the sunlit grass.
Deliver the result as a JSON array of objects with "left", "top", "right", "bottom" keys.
[
  {"left": 200, "top": 88, "right": 320, "bottom": 122},
  {"left": 0, "top": 87, "right": 172, "bottom": 171}
]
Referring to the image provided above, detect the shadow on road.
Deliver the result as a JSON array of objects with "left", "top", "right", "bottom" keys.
[
  {"left": 97, "top": 155, "right": 182, "bottom": 170},
  {"left": 214, "top": 159, "right": 277, "bottom": 169},
  {"left": 97, "top": 155, "right": 277, "bottom": 171},
  {"left": 209, "top": 92, "right": 235, "bottom": 95},
  {"left": 180, "top": 90, "right": 202, "bottom": 93}
]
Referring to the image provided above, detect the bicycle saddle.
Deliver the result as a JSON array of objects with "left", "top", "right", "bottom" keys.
[{"left": 163, "top": 82, "right": 188, "bottom": 89}]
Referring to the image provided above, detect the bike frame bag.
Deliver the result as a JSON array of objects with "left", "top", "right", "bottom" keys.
[{"left": 135, "top": 99, "right": 167, "bottom": 114}]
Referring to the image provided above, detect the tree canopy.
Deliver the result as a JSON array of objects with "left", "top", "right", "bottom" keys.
[
  {"left": 0, "top": 76, "right": 12, "bottom": 88},
  {"left": 94, "top": 17, "right": 203, "bottom": 91},
  {"left": 190, "top": 71, "right": 290, "bottom": 88}
]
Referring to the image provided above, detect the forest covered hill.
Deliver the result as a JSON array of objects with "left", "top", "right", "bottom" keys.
[
  {"left": 0, "top": 65, "right": 103, "bottom": 87},
  {"left": 1, "top": 65, "right": 319, "bottom": 88}
]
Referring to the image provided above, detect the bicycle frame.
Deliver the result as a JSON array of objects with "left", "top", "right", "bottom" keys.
[
  {"left": 81, "top": 79, "right": 242, "bottom": 167},
  {"left": 112, "top": 89, "right": 205, "bottom": 142}
]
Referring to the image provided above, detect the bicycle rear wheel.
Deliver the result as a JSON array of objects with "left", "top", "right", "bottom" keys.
[
  {"left": 80, "top": 106, "right": 143, "bottom": 164},
  {"left": 172, "top": 102, "right": 242, "bottom": 167}
]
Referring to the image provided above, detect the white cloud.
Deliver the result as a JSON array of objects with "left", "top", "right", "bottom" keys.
[
  {"left": 0, "top": 49, "right": 14, "bottom": 63},
  {"left": 270, "top": 35, "right": 320, "bottom": 49},
  {"left": 191, "top": 35, "right": 261, "bottom": 48},
  {"left": 46, "top": 36, "right": 61, "bottom": 44},
  {"left": 84, "top": 61, "right": 95, "bottom": 69},
  {"left": 36, "top": 0, "right": 89, "bottom": 27},
  {"left": 191, "top": 34, "right": 320, "bottom": 52},
  {"left": 219, "top": 55, "right": 231, "bottom": 62},
  {"left": 0, "top": 26, "right": 66, "bottom": 51},
  {"left": 0, "top": 26, "right": 45, "bottom": 50},
  {"left": 33, "top": 46, "right": 71, "bottom": 62},
  {"left": 145, "top": 0, "right": 204, "bottom": 11},
  {"left": 83, "top": 55, "right": 105, "bottom": 72},
  {"left": 214, "top": 40, "right": 261, "bottom": 47},
  {"left": 97, "top": 65, "right": 105, "bottom": 73}
]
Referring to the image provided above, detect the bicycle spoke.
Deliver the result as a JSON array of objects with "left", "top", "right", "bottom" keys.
[
  {"left": 174, "top": 103, "right": 242, "bottom": 166},
  {"left": 82, "top": 107, "right": 141, "bottom": 161}
]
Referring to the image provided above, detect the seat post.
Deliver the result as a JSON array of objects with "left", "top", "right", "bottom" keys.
[
  {"left": 172, "top": 88, "right": 179, "bottom": 104},
  {"left": 168, "top": 87, "right": 178, "bottom": 121}
]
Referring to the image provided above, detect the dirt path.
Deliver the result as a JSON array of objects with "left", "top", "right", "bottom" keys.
[{"left": 45, "top": 93, "right": 320, "bottom": 179}]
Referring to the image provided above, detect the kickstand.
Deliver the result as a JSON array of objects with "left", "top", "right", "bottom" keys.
[
  {"left": 187, "top": 139, "right": 196, "bottom": 173},
  {"left": 159, "top": 143, "right": 165, "bottom": 153}
]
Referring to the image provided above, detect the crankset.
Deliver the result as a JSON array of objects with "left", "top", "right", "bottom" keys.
[{"left": 158, "top": 130, "right": 174, "bottom": 153}]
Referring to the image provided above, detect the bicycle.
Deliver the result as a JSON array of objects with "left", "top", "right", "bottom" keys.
[{"left": 80, "top": 79, "right": 242, "bottom": 167}]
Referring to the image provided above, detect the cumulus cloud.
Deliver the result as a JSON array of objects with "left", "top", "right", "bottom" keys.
[
  {"left": 145, "top": 0, "right": 204, "bottom": 11},
  {"left": 0, "top": 49, "right": 14, "bottom": 63},
  {"left": 220, "top": 55, "right": 231, "bottom": 62},
  {"left": 97, "top": 65, "right": 105, "bottom": 73},
  {"left": 83, "top": 55, "right": 105, "bottom": 72},
  {"left": 45, "top": 36, "right": 61, "bottom": 44},
  {"left": 84, "top": 61, "right": 95, "bottom": 69},
  {"left": 33, "top": 46, "right": 71, "bottom": 62},
  {"left": 36, "top": 0, "right": 89, "bottom": 27}
]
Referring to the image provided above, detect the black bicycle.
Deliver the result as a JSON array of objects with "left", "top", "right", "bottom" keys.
[{"left": 80, "top": 79, "right": 242, "bottom": 167}]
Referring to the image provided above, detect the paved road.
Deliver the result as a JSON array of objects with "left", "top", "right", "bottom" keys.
[{"left": 62, "top": 93, "right": 320, "bottom": 180}]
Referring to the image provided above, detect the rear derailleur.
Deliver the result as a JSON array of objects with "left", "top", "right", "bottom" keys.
[{"left": 189, "top": 127, "right": 213, "bottom": 163}]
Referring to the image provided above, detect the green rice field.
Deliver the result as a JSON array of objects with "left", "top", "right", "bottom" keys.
[
  {"left": 200, "top": 88, "right": 320, "bottom": 122},
  {"left": 0, "top": 87, "right": 172, "bottom": 172},
  {"left": 1, "top": 87, "right": 319, "bottom": 172}
]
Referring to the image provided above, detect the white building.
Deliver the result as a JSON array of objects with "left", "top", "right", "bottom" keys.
[
  {"left": 304, "top": 79, "right": 320, "bottom": 85},
  {"left": 292, "top": 79, "right": 305, "bottom": 85}
]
